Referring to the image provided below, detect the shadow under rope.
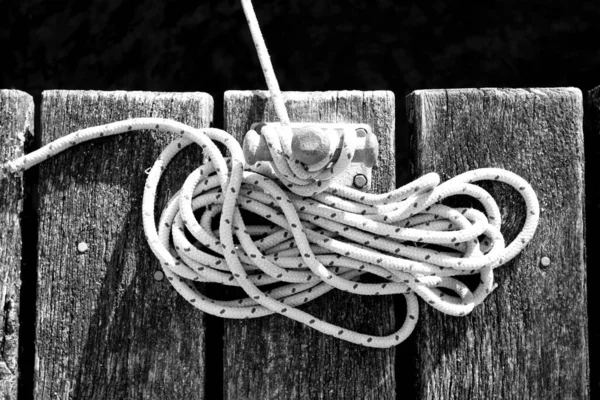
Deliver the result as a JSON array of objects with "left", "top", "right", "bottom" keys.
[
  {"left": 70, "top": 137, "right": 209, "bottom": 399},
  {"left": 73, "top": 207, "right": 207, "bottom": 399}
]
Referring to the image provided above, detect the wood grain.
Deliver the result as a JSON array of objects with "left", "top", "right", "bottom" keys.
[
  {"left": 0, "top": 90, "right": 33, "bottom": 400},
  {"left": 407, "top": 88, "right": 588, "bottom": 399},
  {"left": 223, "top": 91, "right": 398, "bottom": 400},
  {"left": 35, "top": 91, "right": 212, "bottom": 399}
]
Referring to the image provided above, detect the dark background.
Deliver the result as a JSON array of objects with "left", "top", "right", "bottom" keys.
[{"left": 1, "top": 0, "right": 598, "bottom": 397}]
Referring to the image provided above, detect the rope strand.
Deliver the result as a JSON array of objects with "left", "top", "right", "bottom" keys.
[
  {"left": 241, "top": 0, "right": 290, "bottom": 126},
  {"left": 5, "top": 118, "right": 539, "bottom": 348}
]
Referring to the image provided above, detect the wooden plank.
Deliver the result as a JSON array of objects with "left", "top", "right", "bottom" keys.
[
  {"left": 0, "top": 90, "right": 33, "bottom": 400},
  {"left": 223, "top": 90, "right": 397, "bottom": 400},
  {"left": 35, "top": 91, "right": 212, "bottom": 399},
  {"left": 407, "top": 88, "right": 588, "bottom": 399},
  {"left": 586, "top": 85, "right": 600, "bottom": 398}
]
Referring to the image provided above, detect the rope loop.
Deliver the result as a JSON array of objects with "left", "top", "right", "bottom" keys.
[{"left": 5, "top": 117, "right": 539, "bottom": 348}]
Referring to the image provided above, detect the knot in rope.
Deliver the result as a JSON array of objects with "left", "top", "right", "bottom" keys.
[
  {"left": 256, "top": 123, "right": 358, "bottom": 196},
  {"left": 135, "top": 118, "right": 539, "bottom": 348}
]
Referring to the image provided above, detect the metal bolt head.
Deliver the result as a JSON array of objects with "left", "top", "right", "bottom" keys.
[
  {"left": 291, "top": 126, "right": 329, "bottom": 165},
  {"left": 353, "top": 173, "right": 368, "bottom": 189}
]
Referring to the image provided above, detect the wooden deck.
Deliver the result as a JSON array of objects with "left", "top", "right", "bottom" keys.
[{"left": 0, "top": 87, "right": 591, "bottom": 399}]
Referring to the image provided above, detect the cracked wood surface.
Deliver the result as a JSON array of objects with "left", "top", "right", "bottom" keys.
[
  {"left": 224, "top": 91, "right": 398, "bottom": 400},
  {"left": 408, "top": 88, "right": 588, "bottom": 399},
  {"left": 35, "top": 91, "right": 212, "bottom": 399},
  {"left": 0, "top": 90, "right": 33, "bottom": 400}
]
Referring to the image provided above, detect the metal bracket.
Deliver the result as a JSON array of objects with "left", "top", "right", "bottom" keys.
[{"left": 243, "top": 122, "right": 378, "bottom": 191}]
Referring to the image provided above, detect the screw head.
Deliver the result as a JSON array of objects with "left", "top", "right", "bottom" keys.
[
  {"left": 540, "top": 256, "right": 551, "bottom": 268},
  {"left": 353, "top": 174, "right": 368, "bottom": 189},
  {"left": 77, "top": 242, "right": 89, "bottom": 253}
]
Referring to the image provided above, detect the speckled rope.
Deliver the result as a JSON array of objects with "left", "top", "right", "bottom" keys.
[
  {"left": 4, "top": 117, "right": 539, "bottom": 347},
  {"left": 2, "top": 0, "right": 540, "bottom": 348}
]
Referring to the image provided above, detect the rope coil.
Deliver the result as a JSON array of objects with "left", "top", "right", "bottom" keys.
[
  {"left": 2, "top": 0, "right": 540, "bottom": 348},
  {"left": 5, "top": 118, "right": 539, "bottom": 348}
]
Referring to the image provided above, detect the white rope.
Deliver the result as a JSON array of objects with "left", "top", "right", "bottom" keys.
[
  {"left": 241, "top": 0, "right": 290, "bottom": 127},
  {"left": 4, "top": 118, "right": 539, "bottom": 348},
  {"left": 1, "top": 0, "right": 540, "bottom": 348}
]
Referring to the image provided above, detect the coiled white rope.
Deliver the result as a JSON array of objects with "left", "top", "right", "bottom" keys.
[
  {"left": 4, "top": 120, "right": 539, "bottom": 348},
  {"left": 2, "top": 0, "right": 540, "bottom": 348}
]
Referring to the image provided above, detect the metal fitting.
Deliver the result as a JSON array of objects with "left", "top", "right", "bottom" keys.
[{"left": 353, "top": 173, "right": 368, "bottom": 189}]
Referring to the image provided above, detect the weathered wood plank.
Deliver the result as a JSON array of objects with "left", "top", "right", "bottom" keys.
[
  {"left": 223, "top": 90, "right": 397, "bottom": 400},
  {"left": 0, "top": 90, "right": 33, "bottom": 400},
  {"left": 35, "top": 91, "right": 212, "bottom": 399},
  {"left": 586, "top": 85, "right": 600, "bottom": 399},
  {"left": 407, "top": 88, "right": 588, "bottom": 399}
]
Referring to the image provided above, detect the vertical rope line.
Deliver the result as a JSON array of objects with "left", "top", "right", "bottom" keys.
[{"left": 240, "top": 0, "right": 291, "bottom": 126}]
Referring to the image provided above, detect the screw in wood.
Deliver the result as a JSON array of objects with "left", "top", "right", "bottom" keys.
[
  {"left": 154, "top": 270, "right": 165, "bottom": 281},
  {"left": 540, "top": 256, "right": 551, "bottom": 268},
  {"left": 77, "top": 242, "right": 89, "bottom": 253}
]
